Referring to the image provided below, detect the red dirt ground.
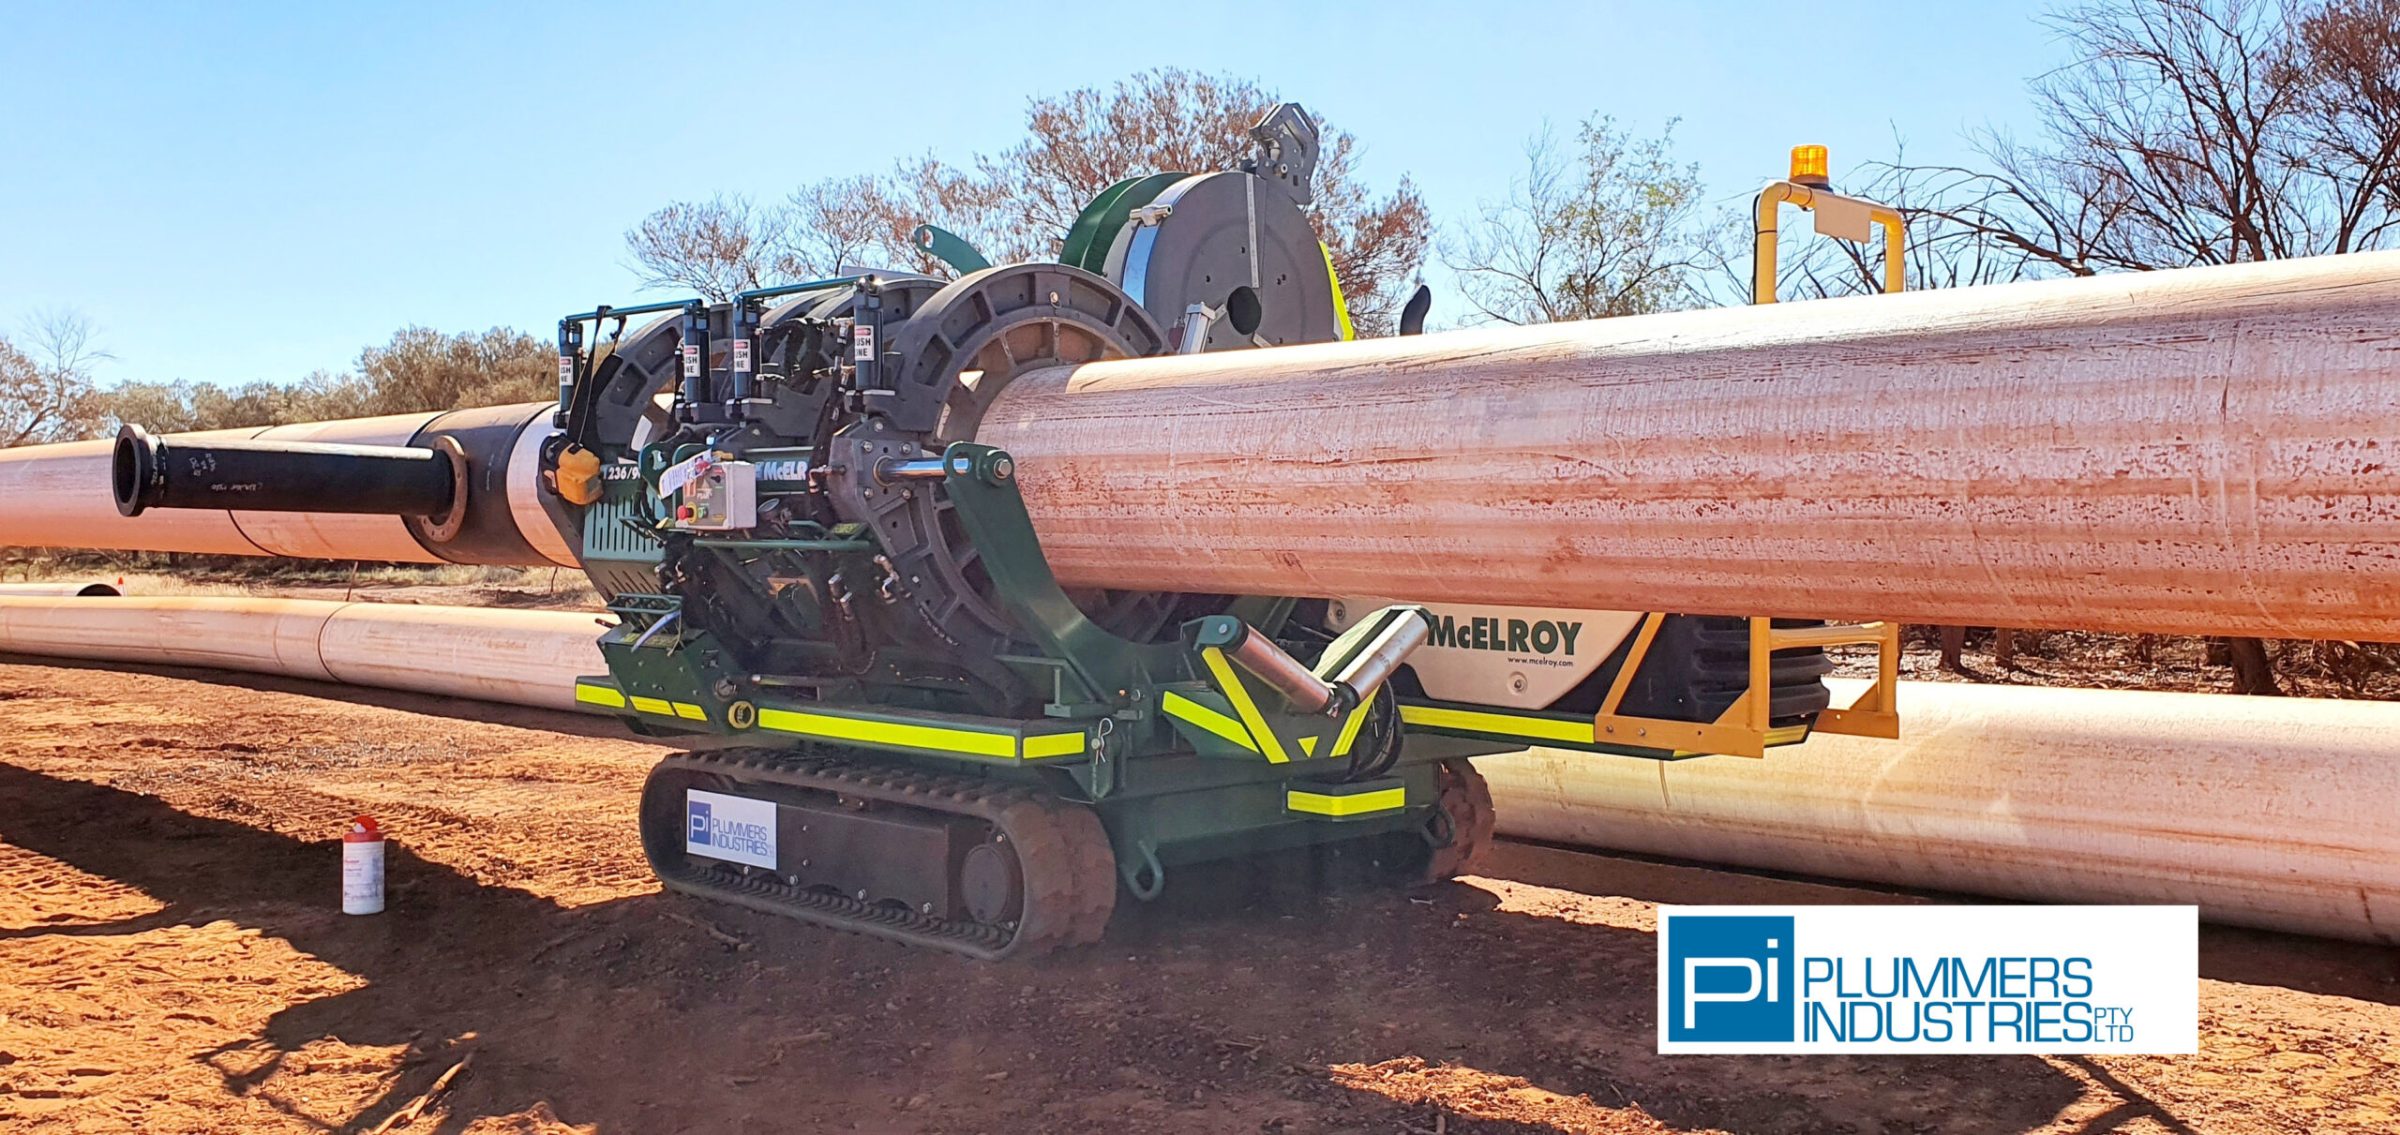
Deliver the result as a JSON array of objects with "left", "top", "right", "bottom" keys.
[{"left": 2, "top": 654, "right": 2398, "bottom": 1134}]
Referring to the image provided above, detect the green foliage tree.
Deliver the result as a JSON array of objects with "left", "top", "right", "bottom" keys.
[
  {"left": 323, "top": 326, "right": 558, "bottom": 418},
  {"left": 80, "top": 327, "right": 554, "bottom": 439},
  {"left": 1443, "top": 117, "right": 1708, "bottom": 323},
  {"left": 88, "top": 378, "right": 306, "bottom": 434}
]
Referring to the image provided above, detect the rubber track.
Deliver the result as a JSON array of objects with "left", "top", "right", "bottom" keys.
[{"left": 643, "top": 748, "right": 1118, "bottom": 961}]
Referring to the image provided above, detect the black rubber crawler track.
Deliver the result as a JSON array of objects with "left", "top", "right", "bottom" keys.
[{"left": 640, "top": 748, "right": 1118, "bottom": 961}]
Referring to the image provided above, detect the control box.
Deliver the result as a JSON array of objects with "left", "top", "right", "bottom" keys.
[{"left": 666, "top": 456, "right": 756, "bottom": 531}]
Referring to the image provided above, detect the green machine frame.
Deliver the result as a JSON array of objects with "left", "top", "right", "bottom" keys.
[{"left": 572, "top": 442, "right": 1507, "bottom": 896}]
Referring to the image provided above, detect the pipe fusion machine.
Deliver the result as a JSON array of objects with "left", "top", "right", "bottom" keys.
[{"left": 111, "top": 106, "right": 1897, "bottom": 958}]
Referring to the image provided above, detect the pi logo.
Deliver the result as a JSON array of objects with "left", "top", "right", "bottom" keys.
[
  {"left": 1664, "top": 914, "right": 1794, "bottom": 1043},
  {"left": 687, "top": 800, "right": 713, "bottom": 847}
]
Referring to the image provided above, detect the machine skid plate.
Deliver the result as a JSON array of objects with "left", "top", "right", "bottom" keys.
[{"left": 639, "top": 749, "right": 1117, "bottom": 961}]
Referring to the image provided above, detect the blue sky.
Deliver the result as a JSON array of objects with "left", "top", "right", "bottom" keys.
[{"left": 1, "top": 1, "right": 2060, "bottom": 389}]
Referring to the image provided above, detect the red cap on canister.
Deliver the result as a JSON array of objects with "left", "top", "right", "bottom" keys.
[{"left": 345, "top": 816, "right": 382, "bottom": 842}]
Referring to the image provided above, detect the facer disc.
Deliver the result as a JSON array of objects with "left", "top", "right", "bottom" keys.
[{"left": 1113, "top": 171, "right": 1339, "bottom": 350}]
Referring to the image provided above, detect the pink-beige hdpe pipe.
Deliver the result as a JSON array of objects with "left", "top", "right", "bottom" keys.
[
  {"left": 6, "top": 252, "right": 2400, "bottom": 639},
  {"left": 2, "top": 596, "right": 2394, "bottom": 942},
  {"left": 977, "top": 250, "right": 2400, "bottom": 641},
  {"left": 1480, "top": 679, "right": 2400, "bottom": 943},
  {"left": 0, "top": 596, "right": 605, "bottom": 712}
]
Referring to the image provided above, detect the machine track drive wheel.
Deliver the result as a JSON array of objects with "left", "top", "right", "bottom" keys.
[{"left": 1416, "top": 758, "right": 1497, "bottom": 884}]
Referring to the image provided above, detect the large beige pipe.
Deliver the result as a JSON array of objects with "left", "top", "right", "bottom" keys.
[
  {"left": 0, "top": 425, "right": 277, "bottom": 556},
  {"left": 0, "top": 416, "right": 449, "bottom": 561},
  {"left": 2, "top": 595, "right": 2394, "bottom": 941},
  {"left": 981, "top": 251, "right": 2400, "bottom": 641},
  {"left": 0, "top": 581, "right": 121, "bottom": 597},
  {"left": 7, "top": 253, "right": 2400, "bottom": 638},
  {"left": 1480, "top": 679, "right": 2400, "bottom": 943},
  {"left": 0, "top": 596, "right": 602, "bottom": 711}
]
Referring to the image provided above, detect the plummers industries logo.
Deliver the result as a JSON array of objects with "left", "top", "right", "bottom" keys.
[
  {"left": 684, "top": 789, "right": 779, "bottom": 869},
  {"left": 1666, "top": 915, "right": 1795, "bottom": 1043},
  {"left": 1657, "top": 905, "right": 2199, "bottom": 1055}
]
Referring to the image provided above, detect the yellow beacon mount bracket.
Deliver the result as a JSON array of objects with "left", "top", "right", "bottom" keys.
[{"left": 1752, "top": 145, "right": 1906, "bottom": 304}]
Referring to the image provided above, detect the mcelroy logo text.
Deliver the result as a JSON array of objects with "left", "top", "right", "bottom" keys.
[{"left": 1424, "top": 614, "right": 1584, "bottom": 656}]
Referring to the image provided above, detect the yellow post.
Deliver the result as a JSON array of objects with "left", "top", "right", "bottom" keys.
[{"left": 1752, "top": 184, "right": 1793, "bottom": 305}]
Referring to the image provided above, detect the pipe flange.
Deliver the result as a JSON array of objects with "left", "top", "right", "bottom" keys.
[
  {"left": 406, "top": 436, "right": 472, "bottom": 545},
  {"left": 111, "top": 424, "right": 158, "bottom": 518}
]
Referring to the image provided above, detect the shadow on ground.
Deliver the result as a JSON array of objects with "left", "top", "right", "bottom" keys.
[{"left": 0, "top": 759, "right": 2141, "bottom": 1135}]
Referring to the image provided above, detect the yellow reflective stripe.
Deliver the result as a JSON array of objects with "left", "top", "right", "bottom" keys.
[
  {"left": 1320, "top": 242, "right": 1356, "bottom": 341},
  {"left": 1669, "top": 725, "right": 1811, "bottom": 759},
  {"left": 1399, "top": 704, "right": 1596, "bottom": 744},
  {"left": 755, "top": 707, "right": 1018, "bottom": 758},
  {"left": 1288, "top": 786, "right": 1404, "bottom": 817},
  {"left": 1201, "top": 646, "right": 1290, "bottom": 764},
  {"left": 1021, "top": 731, "right": 1086, "bottom": 759},
  {"left": 574, "top": 683, "right": 626, "bottom": 709},
  {"left": 1161, "top": 691, "right": 1256, "bottom": 752},
  {"left": 1330, "top": 700, "right": 1373, "bottom": 757},
  {"left": 672, "top": 702, "right": 708, "bottom": 721},
  {"left": 629, "top": 695, "right": 675, "bottom": 716},
  {"left": 1298, "top": 734, "right": 1318, "bottom": 757}
]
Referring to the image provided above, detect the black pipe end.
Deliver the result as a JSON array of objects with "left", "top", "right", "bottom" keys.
[{"left": 111, "top": 424, "right": 158, "bottom": 518}]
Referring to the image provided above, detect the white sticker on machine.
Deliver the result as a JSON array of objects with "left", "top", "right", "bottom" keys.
[
  {"left": 686, "top": 789, "right": 778, "bottom": 869},
  {"left": 853, "top": 322, "right": 875, "bottom": 361}
]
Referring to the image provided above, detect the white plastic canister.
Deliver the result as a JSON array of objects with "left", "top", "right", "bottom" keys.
[{"left": 342, "top": 816, "right": 385, "bottom": 915}]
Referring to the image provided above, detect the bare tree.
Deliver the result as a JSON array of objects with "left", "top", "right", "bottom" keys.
[
  {"left": 622, "top": 70, "right": 1431, "bottom": 334},
  {"left": 0, "top": 311, "right": 110, "bottom": 447},
  {"left": 785, "top": 175, "right": 924, "bottom": 278},
  {"left": 623, "top": 195, "right": 800, "bottom": 302},
  {"left": 1445, "top": 118, "right": 1709, "bottom": 323},
  {"left": 1709, "top": 154, "right": 2063, "bottom": 304},
  {"left": 1919, "top": 0, "right": 2400, "bottom": 276},
  {"left": 947, "top": 69, "right": 1430, "bottom": 333},
  {"left": 1896, "top": 0, "right": 2400, "bottom": 692}
]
